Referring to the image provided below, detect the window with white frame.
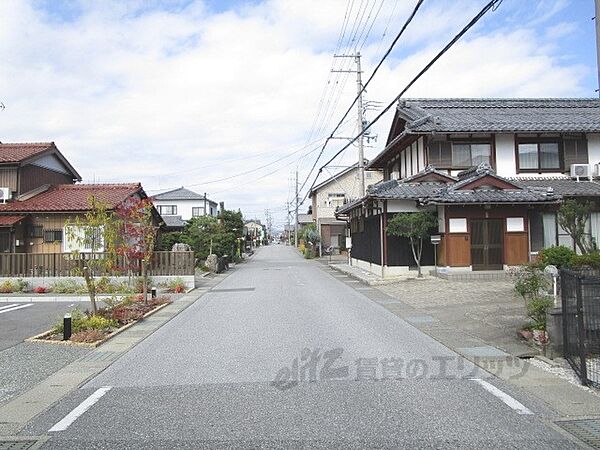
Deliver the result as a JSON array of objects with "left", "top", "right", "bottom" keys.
[{"left": 63, "top": 225, "right": 104, "bottom": 252}]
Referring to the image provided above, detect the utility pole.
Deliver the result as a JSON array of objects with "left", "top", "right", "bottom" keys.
[
  {"left": 294, "top": 169, "right": 299, "bottom": 247},
  {"left": 595, "top": 0, "right": 600, "bottom": 96},
  {"left": 333, "top": 52, "right": 365, "bottom": 196},
  {"left": 355, "top": 52, "right": 365, "bottom": 196},
  {"left": 286, "top": 201, "right": 290, "bottom": 245}
]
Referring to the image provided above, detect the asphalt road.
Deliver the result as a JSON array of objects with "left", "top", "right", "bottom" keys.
[
  {"left": 26, "top": 246, "right": 576, "bottom": 448},
  {"left": 0, "top": 300, "right": 94, "bottom": 351}
]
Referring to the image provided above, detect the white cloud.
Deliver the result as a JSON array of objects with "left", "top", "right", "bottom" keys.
[{"left": 0, "top": 0, "right": 593, "bottom": 227}]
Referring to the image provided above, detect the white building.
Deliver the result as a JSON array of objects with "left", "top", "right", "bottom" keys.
[
  {"left": 153, "top": 187, "right": 218, "bottom": 229},
  {"left": 309, "top": 164, "right": 383, "bottom": 251}
]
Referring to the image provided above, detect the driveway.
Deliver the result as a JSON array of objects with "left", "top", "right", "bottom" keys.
[{"left": 23, "top": 246, "right": 575, "bottom": 448}]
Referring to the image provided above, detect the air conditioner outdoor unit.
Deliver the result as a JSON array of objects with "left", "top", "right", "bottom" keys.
[
  {"left": 0, "top": 187, "right": 10, "bottom": 203},
  {"left": 570, "top": 164, "right": 592, "bottom": 181}
]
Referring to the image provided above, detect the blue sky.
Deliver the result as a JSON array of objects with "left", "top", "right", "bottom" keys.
[{"left": 1, "top": 0, "right": 599, "bottom": 225}]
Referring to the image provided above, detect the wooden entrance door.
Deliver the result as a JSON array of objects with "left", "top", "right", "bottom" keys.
[{"left": 471, "top": 219, "right": 503, "bottom": 270}]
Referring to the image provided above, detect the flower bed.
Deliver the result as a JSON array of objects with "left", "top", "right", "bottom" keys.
[{"left": 29, "top": 294, "right": 172, "bottom": 347}]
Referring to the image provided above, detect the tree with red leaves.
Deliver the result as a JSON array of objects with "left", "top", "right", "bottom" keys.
[{"left": 114, "top": 197, "right": 158, "bottom": 304}]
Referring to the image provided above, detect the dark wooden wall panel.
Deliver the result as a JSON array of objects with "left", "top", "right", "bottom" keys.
[{"left": 19, "top": 165, "right": 74, "bottom": 195}]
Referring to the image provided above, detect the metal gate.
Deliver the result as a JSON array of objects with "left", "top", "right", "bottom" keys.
[{"left": 561, "top": 268, "right": 600, "bottom": 387}]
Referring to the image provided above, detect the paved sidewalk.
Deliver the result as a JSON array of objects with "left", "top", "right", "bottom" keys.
[
  {"left": 323, "top": 261, "right": 600, "bottom": 418},
  {"left": 329, "top": 261, "right": 434, "bottom": 285},
  {"left": 0, "top": 271, "right": 231, "bottom": 436}
]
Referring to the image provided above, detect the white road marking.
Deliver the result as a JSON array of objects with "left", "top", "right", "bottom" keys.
[
  {"left": 0, "top": 303, "right": 18, "bottom": 311},
  {"left": 470, "top": 378, "right": 533, "bottom": 415},
  {"left": 0, "top": 304, "right": 33, "bottom": 315},
  {"left": 49, "top": 386, "right": 112, "bottom": 432}
]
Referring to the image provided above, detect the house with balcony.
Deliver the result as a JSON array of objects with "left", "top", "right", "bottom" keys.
[
  {"left": 309, "top": 164, "right": 382, "bottom": 253},
  {"left": 337, "top": 99, "right": 600, "bottom": 277},
  {"left": 152, "top": 187, "right": 218, "bottom": 231}
]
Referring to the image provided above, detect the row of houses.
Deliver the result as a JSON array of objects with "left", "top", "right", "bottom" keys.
[
  {"left": 304, "top": 98, "right": 600, "bottom": 278},
  {"left": 0, "top": 142, "right": 225, "bottom": 255}
]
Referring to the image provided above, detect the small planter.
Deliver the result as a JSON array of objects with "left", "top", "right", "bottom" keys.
[{"left": 26, "top": 300, "right": 171, "bottom": 348}]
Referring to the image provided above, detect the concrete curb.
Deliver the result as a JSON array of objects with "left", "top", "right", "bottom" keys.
[
  {"left": 327, "top": 263, "right": 422, "bottom": 286},
  {"left": 25, "top": 301, "right": 173, "bottom": 348}
]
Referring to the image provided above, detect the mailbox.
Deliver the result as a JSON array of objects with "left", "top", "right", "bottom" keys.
[{"left": 430, "top": 235, "right": 441, "bottom": 245}]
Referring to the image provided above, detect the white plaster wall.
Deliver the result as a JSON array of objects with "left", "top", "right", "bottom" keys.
[
  {"left": 587, "top": 133, "right": 600, "bottom": 168},
  {"left": 495, "top": 133, "right": 572, "bottom": 178},
  {"left": 494, "top": 134, "right": 516, "bottom": 177},
  {"left": 386, "top": 199, "right": 420, "bottom": 213},
  {"left": 154, "top": 199, "right": 217, "bottom": 220}
]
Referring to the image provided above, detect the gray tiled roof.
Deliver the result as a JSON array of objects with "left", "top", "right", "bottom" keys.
[
  {"left": 369, "top": 179, "right": 445, "bottom": 199},
  {"left": 509, "top": 177, "right": 600, "bottom": 197},
  {"left": 397, "top": 98, "right": 600, "bottom": 133},
  {"left": 154, "top": 187, "right": 216, "bottom": 203},
  {"left": 425, "top": 188, "right": 558, "bottom": 204},
  {"left": 340, "top": 164, "right": 563, "bottom": 210},
  {"left": 162, "top": 215, "right": 186, "bottom": 228}
]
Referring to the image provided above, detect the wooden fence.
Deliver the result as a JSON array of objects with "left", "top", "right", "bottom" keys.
[{"left": 0, "top": 251, "right": 195, "bottom": 278}]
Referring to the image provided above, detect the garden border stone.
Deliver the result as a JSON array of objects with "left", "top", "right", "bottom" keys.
[{"left": 25, "top": 301, "right": 172, "bottom": 348}]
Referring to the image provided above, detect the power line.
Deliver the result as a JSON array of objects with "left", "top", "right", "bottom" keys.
[
  {"left": 300, "top": 0, "right": 503, "bottom": 205},
  {"left": 296, "top": 0, "right": 425, "bottom": 195},
  {"left": 301, "top": 0, "right": 377, "bottom": 157},
  {"left": 210, "top": 144, "right": 325, "bottom": 195}
]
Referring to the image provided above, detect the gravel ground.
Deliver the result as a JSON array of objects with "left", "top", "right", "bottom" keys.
[
  {"left": 377, "top": 277, "right": 534, "bottom": 355},
  {"left": 0, "top": 342, "right": 90, "bottom": 405}
]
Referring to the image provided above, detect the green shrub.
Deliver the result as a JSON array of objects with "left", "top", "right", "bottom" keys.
[
  {"left": 50, "top": 279, "right": 87, "bottom": 294},
  {"left": 538, "top": 246, "right": 576, "bottom": 268},
  {"left": 134, "top": 276, "right": 153, "bottom": 293},
  {"left": 95, "top": 277, "right": 134, "bottom": 294},
  {"left": 83, "top": 315, "right": 117, "bottom": 331},
  {"left": 165, "top": 277, "right": 186, "bottom": 293},
  {"left": 526, "top": 296, "right": 554, "bottom": 330},
  {"left": 0, "top": 280, "right": 14, "bottom": 293},
  {"left": 570, "top": 252, "right": 600, "bottom": 269},
  {"left": 511, "top": 263, "right": 549, "bottom": 301},
  {"left": 0, "top": 279, "right": 29, "bottom": 293},
  {"left": 53, "top": 308, "right": 117, "bottom": 334}
]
